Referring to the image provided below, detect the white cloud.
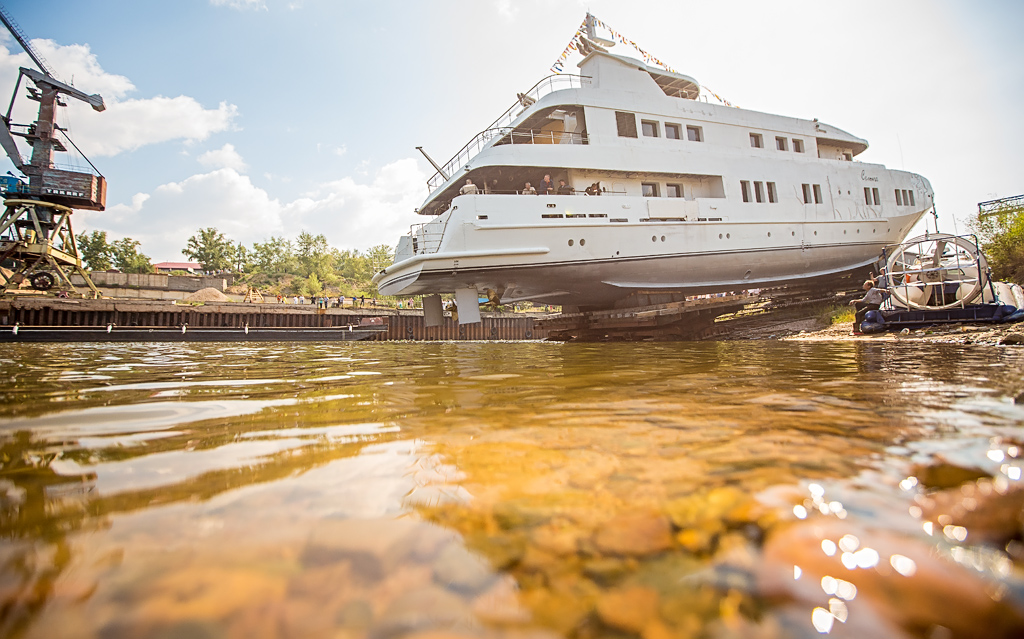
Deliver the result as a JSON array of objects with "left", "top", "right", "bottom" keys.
[
  {"left": 198, "top": 143, "right": 247, "bottom": 172},
  {"left": 494, "top": 0, "right": 518, "bottom": 21},
  {"left": 210, "top": 0, "right": 267, "bottom": 10},
  {"left": 0, "top": 40, "right": 237, "bottom": 159},
  {"left": 80, "top": 158, "right": 429, "bottom": 261}
]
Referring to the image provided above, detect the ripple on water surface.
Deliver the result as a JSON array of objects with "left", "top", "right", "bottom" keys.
[{"left": 0, "top": 341, "right": 1023, "bottom": 638}]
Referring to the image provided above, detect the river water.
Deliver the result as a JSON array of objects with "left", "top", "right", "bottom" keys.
[{"left": 1, "top": 341, "right": 1023, "bottom": 638}]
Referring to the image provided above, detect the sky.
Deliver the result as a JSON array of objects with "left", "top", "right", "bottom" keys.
[{"left": 0, "top": 0, "right": 1021, "bottom": 262}]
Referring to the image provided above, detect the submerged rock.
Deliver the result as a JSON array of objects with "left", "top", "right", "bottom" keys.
[
  {"left": 593, "top": 511, "right": 673, "bottom": 556},
  {"left": 759, "top": 518, "right": 1024, "bottom": 638}
]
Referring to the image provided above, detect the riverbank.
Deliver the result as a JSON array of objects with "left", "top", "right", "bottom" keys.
[{"left": 726, "top": 315, "right": 1024, "bottom": 346}]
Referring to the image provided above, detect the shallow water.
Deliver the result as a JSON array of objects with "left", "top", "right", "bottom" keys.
[{"left": 1, "top": 341, "right": 1023, "bottom": 638}]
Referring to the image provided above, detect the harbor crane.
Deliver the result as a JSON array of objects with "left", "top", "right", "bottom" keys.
[{"left": 0, "top": 4, "right": 105, "bottom": 297}]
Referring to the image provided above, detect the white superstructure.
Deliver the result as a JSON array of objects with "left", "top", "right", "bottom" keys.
[{"left": 374, "top": 48, "right": 932, "bottom": 312}]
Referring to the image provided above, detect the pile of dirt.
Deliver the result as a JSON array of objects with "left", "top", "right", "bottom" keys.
[{"left": 184, "top": 287, "right": 230, "bottom": 302}]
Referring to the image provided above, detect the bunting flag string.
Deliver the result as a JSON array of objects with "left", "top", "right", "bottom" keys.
[{"left": 549, "top": 13, "right": 737, "bottom": 108}]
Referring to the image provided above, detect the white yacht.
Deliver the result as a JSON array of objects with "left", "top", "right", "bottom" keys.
[{"left": 374, "top": 28, "right": 933, "bottom": 317}]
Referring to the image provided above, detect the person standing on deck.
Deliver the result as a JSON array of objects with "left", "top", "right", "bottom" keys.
[{"left": 538, "top": 174, "right": 555, "bottom": 195}]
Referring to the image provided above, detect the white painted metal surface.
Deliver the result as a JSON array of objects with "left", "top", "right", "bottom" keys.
[{"left": 374, "top": 51, "right": 932, "bottom": 309}]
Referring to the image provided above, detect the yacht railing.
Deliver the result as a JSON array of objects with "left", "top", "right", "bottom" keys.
[
  {"left": 426, "top": 74, "right": 591, "bottom": 191},
  {"left": 409, "top": 216, "right": 451, "bottom": 255}
]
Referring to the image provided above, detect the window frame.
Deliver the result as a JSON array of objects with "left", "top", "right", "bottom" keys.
[
  {"left": 812, "top": 184, "right": 823, "bottom": 204},
  {"left": 895, "top": 189, "right": 903, "bottom": 206},
  {"left": 775, "top": 137, "right": 788, "bottom": 151},
  {"left": 750, "top": 133, "right": 763, "bottom": 149},
  {"left": 754, "top": 181, "right": 765, "bottom": 203},
  {"left": 802, "top": 184, "right": 812, "bottom": 204},
  {"left": 864, "top": 187, "right": 872, "bottom": 205},
  {"left": 641, "top": 119, "right": 660, "bottom": 138},
  {"left": 641, "top": 182, "right": 660, "bottom": 197},
  {"left": 615, "top": 111, "right": 638, "bottom": 138},
  {"left": 686, "top": 125, "right": 703, "bottom": 142},
  {"left": 741, "top": 180, "right": 751, "bottom": 203},
  {"left": 666, "top": 183, "right": 682, "bottom": 198},
  {"left": 872, "top": 188, "right": 880, "bottom": 206},
  {"left": 664, "top": 123, "right": 681, "bottom": 140},
  {"left": 767, "top": 182, "right": 777, "bottom": 203},
  {"left": 793, "top": 139, "right": 804, "bottom": 153}
]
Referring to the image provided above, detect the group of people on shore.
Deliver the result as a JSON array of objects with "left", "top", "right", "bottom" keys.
[
  {"left": 460, "top": 174, "right": 583, "bottom": 196},
  {"left": 273, "top": 294, "right": 370, "bottom": 308}
]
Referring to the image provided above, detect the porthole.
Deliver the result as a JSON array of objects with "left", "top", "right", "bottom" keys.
[
  {"left": 719, "top": 233, "right": 723, "bottom": 239},
  {"left": 814, "top": 231, "right": 818, "bottom": 236},
  {"left": 872, "top": 229, "right": 876, "bottom": 233},
  {"left": 791, "top": 231, "right": 795, "bottom": 236},
  {"left": 726, "top": 233, "right": 731, "bottom": 239},
  {"left": 652, "top": 236, "right": 657, "bottom": 242},
  {"left": 767, "top": 232, "right": 771, "bottom": 237},
  {"left": 844, "top": 230, "right": 847, "bottom": 235},
  {"left": 856, "top": 229, "right": 860, "bottom": 234},
  {"left": 660, "top": 235, "right": 666, "bottom": 242},
  {"left": 580, "top": 239, "right": 586, "bottom": 246},
  {"left": 568, "top": 239, "right": 574, "bottom": 246}
]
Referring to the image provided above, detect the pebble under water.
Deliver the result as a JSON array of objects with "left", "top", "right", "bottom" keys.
[{"left": 1, "top": 340, "right": 1023, "bottom": 638}]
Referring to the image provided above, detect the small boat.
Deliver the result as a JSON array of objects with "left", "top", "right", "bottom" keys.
[{"left": 859, "top": 233, "right": 1024, "bottom": 333}]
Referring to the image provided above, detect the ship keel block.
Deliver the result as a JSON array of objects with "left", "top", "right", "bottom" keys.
[
  {"left": 455, "top": 288, "right": 482, "bottom": 325},
  {"left": 423, "top": 294, "right": 444, "bottom": 327}
]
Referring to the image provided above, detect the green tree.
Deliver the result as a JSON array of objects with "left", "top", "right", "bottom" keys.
[
  {"left": 971, "top": 201, "right": 1024, "bottom": 284},
  {"left": 366, "top": 244, "right": 394, "bottom": 273},
  {"left": 250, "top": 236, "right": 296, "bottom": 274},
  {"left": 183, "top": 227, "right": 231, "bottom": 271},
  {"left": 77, "top": 230, "right": 112, "bottom": 271},
  {"left": 296, "top": 231, "right": 333, "bottom": 279},
  {"left": 228, "top": 241, "right": 249, "bottom": 273},
  {"left": 301, "top": 273, "right": 323, "bottom": 297},
  {"left": 110, "top": 238, "right": 154, "bottom": 274}
]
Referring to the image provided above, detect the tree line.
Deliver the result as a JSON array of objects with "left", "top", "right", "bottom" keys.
[
  {"left": 76, "top": 227, "right": 395, "bottom": 296},
  {"left": 970, "top": 201, "right": 1024, "bottom": 285}
]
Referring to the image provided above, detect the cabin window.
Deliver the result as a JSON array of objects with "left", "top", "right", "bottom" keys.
[
  {"left": 872, "top": 188, "right": 880, "bottom": 205},
  {"left": 767, "top": 182, "right": 777, "bottom": 203},
  {"left": 908, "top": 190, "right": 915, "bottom": 206},
  {"left": 793, "top": 139, "right": 804, "bottom": 153},
  {"left": 776, "top": 137, "right": 788, "bottom": 151},
  {"left": 642, "top": 182, "right": 659, "bottom": 197},
  {"left": 750, "top": 133, "right": 763, "bottom": 148},
  {"left": 754, "top": 181, "right": 765, "bottom": 203},
  {"left": 641, "top": 120, "right": 659, "bottom": 137},
  {"left": 665, "top": 123, "right": 681, "bottom": 140},
  {"left": 802, "top": 184, "right": 812, "bottom": 204},
  {"left": 864, "top": 187, "right": 872, "bottom": 205},
  {"left": 813, "top": 184, "right": 823, "bottom": 204},
  {"left": 615, "top": 111, "right": 638, "bottom": 138},
  {"left": 843, "top": 152, "right": 853, "bottom": 161},
  {"left": 686, "top": 125, "right": 703, "bottom": 142},
  {"left": 666, "top": 184, "right": 682, "bottom": 198},
  {"left": 895, "top": 189, "right": 903, "bottom": 205},
  {"left": 741, "top": 181, "right": 751, "bottom": 203}
]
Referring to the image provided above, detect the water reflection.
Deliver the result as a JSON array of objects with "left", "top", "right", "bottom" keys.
[{"left": 0, "top": 341, "right": 1021, "bottom": 638}]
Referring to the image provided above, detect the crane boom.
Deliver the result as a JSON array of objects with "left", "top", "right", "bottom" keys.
[{"left": 0, "top": 5, "right": 53, "bottom": 78}]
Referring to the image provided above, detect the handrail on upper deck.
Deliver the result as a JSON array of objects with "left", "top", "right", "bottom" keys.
[{"left": 424, "top": 74, "right": 591, "bottom": 191}]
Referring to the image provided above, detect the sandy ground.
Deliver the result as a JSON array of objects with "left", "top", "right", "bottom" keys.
[{"left": 726, "top": 315, "right": 1024, "bottom": 346}]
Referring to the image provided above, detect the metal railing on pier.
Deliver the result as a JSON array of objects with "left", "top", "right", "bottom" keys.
[{"left": 426, "top": 74, "right": 591, "bottom": 190}]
